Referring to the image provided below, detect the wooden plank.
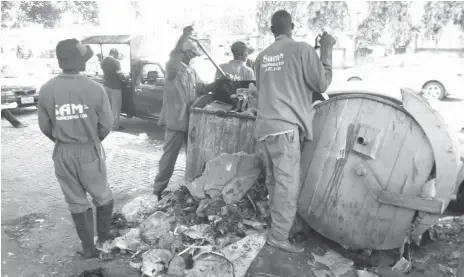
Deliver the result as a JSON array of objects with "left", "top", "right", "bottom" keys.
[
  {"left": 401, "top": 88, "right": 461, "bottom": 241},
  {"left": 343, "top": 98, "right": 407, "bottom": 249},
  {"left": 299, "top": 98, "right": 365, "bottom": 245},
  {"left": 355, "top": 161, "right": 443, "bottom": 213},
  {"left": 380, "top": 119, "right": 434, "bottom": 248},
  {"left": 298, "top": 100, "right": 333, "bottom": 215}
]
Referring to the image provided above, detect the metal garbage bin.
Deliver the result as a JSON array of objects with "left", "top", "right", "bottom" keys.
[{"left": 185, "top": 94, "right": 256, "bottom": 182}]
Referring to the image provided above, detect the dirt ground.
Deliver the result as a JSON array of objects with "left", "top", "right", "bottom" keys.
[{"left": 1, "top": 101, "right": 463, "bottom": 277}]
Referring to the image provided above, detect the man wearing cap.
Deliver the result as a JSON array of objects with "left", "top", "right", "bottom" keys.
[
  {"left": 37, "top": 38, "right": 115, "bottom": 259},
  {"left": 215, "top": 41, "right": 255, "bottom": 81},
  {"left": 101, "top": 48, "right": 127, "bottom": 131},
  {"left": 254, "top": 10, "right": 335, "bottom": 253},
  {"left": 153, "top": 26, "right": 223, "bottom": 199}
]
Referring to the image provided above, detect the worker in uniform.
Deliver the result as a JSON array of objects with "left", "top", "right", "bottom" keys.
[
  {"left": 101, "top": 48, "right": 127, "bottom": 131},
  {"left": 37, "top": 39, "right": 115, "bottom": 259},
  {"left": 153, "top": 26, "right": 223, "bottom": 199},
  {"left": 215, "top": 41, "right": 255, "bottom": 80},
  {"left": 254, "top": 10, "right": 335, "bottom": 253}
]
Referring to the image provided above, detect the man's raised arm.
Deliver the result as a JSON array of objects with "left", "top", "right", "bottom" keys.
[{"left": 301, "top": 32, "right": 336, "bottom": 94}]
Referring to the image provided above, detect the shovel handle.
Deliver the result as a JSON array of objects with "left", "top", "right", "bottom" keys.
[
  {"left": 189, "top": 37, "right": 228, "bottom": 78},
  {"left": 314, "top": 34, "right": 322, "bottom": 50}
]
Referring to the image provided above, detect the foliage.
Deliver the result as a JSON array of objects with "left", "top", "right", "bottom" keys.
[
  {"left": 130, "top": 1, "right": 142, "bottom": 18},
  {"left": 356, "top": 1, "right": 416, "bottom": 53},
  {"left": 1, "top": 1, "right": 99, "bottom": 29},
  {"left": 255, "top": 1, "right": 307, "bottom": 34},
  {"left": 422, "top": 1, "right": 464, "bottom": 39},
  {"left": 306, "top": 1, "right": 350, "bottom": 33}
]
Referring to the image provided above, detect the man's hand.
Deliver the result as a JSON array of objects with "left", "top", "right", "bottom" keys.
[
  {"left": 183, "top": 25, "right": 194, "bottom": 37},
  {"left": 319, "top": 32, "right": 336, "bottom": 48}
]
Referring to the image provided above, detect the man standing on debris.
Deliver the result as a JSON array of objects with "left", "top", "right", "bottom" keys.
[
  {"left": 215, "top": 41, "right": 255, "bottom": 80},
  {"left": 101, "top": 48, "right": 127, "bottom": 131},
  {"left": 153, "top": 26, "right": 223, "bottom": 199},
  {"left": 37, "top": 39, "right": 116, "bottom": 259},
  {"left": 254, "top": 10, "right": 335, "bottom": 253}
]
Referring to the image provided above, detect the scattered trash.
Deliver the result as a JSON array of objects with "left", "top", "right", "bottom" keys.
[
  {"left": 242, "top": 219, "right": 266, "bottom": 230},
  {"left": 310, "top": 249, "right": 355, "bottom": 277},
  {"left": 77, "top": 267, "right": 109, "bottom": 277},
  {"left": 356, "top": 270, "right": 381, "bottom": 277},
  {"left": 186, "top": 153, "right": 261, "bottom": 204},
  {"left": 183, "top": 224, "right": 216, "bottom": 244},
  {"left": 122, "top": 195, "right": 159, "bottom": 223},
  {"left": 110, "top": 228, "right": 142, "bottom": 252},
  {"left": 391, "top": 257, "right": 412, "bottom": 274},
  {"left": 141, "top": 249, "right": 173, "bottom": 277},
  {"left": 139, "top": 211, "right": 174, "bottom": 243},
  {"left": 168, "top": 255, "right": 187, "bottom": 275}
]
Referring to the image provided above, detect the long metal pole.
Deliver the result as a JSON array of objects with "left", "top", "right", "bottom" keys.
[{"left": 189, "top": 37, "right": 227, "bottom": 78}]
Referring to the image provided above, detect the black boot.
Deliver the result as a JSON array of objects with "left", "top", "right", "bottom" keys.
[
  {"left": 96, "top": 200, "right": 118, "bottom": 243},
  {"left": 71, "top": 208, "right": 97, "bottom": 259}
]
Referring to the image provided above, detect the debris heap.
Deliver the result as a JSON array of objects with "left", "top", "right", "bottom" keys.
[{"left": 105, "top": 152, "right": 269, "bottom": 277}]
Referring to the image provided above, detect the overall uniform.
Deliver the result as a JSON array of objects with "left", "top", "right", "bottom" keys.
[
  {"left": 154, "top": 50, "right": 209, "bottom": 196},
  {"left": 38, "top": 39, "right": 114, "bottom": 258},
  {"left": 215, "top": 41, "right": 255, "bottom": 81},
  {"left": 254, "top": 35, "right": 332, "bottom": 249},
  {"left": 215, "top": 60, "right": 255, "bottom": 81},
  {"left": 101, "top": 56, "right": 123, "bottom": 130}
]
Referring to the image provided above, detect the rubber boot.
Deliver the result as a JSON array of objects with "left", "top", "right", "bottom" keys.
[
  {"left": 96, "top": 200, "right": 118, "bottom": 243},
  {"left": 71, "top": 208, "right": 97, "bottom": 259}
]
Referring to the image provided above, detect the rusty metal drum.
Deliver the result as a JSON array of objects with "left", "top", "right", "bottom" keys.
[
  {"left": 185, "top": 94, "right": 256, "bottom": 182},
  {"left": 297, "top": 89, "right": 460, "bottom": 250}
]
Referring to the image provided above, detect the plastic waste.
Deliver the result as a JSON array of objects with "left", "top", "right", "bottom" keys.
[
  {"left": 141, "top": 249, "right": 172, "bottom": 277},
  {"left": 121, "top": 195, "right": 159, "bottom": 223},
  {"left": 139, "top": 211, "right": 174, "bottom": 243}
]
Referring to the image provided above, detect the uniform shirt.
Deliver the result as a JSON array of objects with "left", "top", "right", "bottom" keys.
[
  {"left": 158, "top": 52, "right": 207, "bottom": 132},
  {"left": 101, "top": 56, "right": 122, "bottom": 89},
  {"left": 215, "top": 60, "right": 255, "bottom": 81},
  {"left": 254, "top": 35, "right": 332, "bottom": 140},
  {"left": 37, "top": 73, "right": 113, "bottom": 144}
]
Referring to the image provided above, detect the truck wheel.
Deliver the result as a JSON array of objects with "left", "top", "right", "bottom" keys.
[
  {"left": 348, "top": 76, "right": 363, "bottom": 82},
  {"left": 422, "top": 81, "right": 445, "bottom": 100}
]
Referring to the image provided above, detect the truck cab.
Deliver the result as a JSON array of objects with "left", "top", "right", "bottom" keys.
[{"left": 80, "top": 35, "right": 167, "bottom": 121}]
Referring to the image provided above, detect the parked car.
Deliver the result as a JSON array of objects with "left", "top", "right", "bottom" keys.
[
  {"left": 1, "top": 77, "right": 45, "bottom": 108},
  {"left": 335, "top": 53, "right": 464, "bottom": 100}
]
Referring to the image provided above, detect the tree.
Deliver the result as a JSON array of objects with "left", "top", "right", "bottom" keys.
[
  {"left": 356, "top": 1, "right": 416, "bottom": 53},
  {"left": 1, "top": 1, "right": 99, "bottom": 29},
  {"left": 130, "top": 1, "right": 141, "bottom": 18},
  {"left": 306, "top": 1, "right": 351, "bottom": 33},
  {"left": 255, "top": 1, "right": 307, "bottom": 35},
  {"left": 422, "top": 1, "right": 464, "bottom": 40}
]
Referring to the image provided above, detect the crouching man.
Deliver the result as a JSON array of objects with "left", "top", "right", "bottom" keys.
[{"left": 38, "top": 39, "right": 115, "bottom": 259}]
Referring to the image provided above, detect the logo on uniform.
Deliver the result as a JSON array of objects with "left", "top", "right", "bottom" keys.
[
  {"left": 55, "top": 104, "right": 89, "bottom": 121},
  {"left": 261, "top": 53, "right": 285, "bottom": 72}
]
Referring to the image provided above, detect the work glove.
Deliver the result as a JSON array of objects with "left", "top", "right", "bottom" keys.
[{"left": 319, "top": 32, "right": 336, "bottom": 49}]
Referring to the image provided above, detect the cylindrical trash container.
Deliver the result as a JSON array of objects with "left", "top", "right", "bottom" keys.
[
  {"left": 185, "top": 94, "right": 257, "bottom": 182},
  {"left": 297, "top": 91, "right": 460, "bottom": 250}
]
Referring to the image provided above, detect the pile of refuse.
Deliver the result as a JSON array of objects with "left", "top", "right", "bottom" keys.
[{"left": 103, "top": 152, "right": 270, "bottom": 277}]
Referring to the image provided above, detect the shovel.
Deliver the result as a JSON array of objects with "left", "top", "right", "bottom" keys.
[{"left": 189, "top": 37, "right": 241, "bottom": 105}]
